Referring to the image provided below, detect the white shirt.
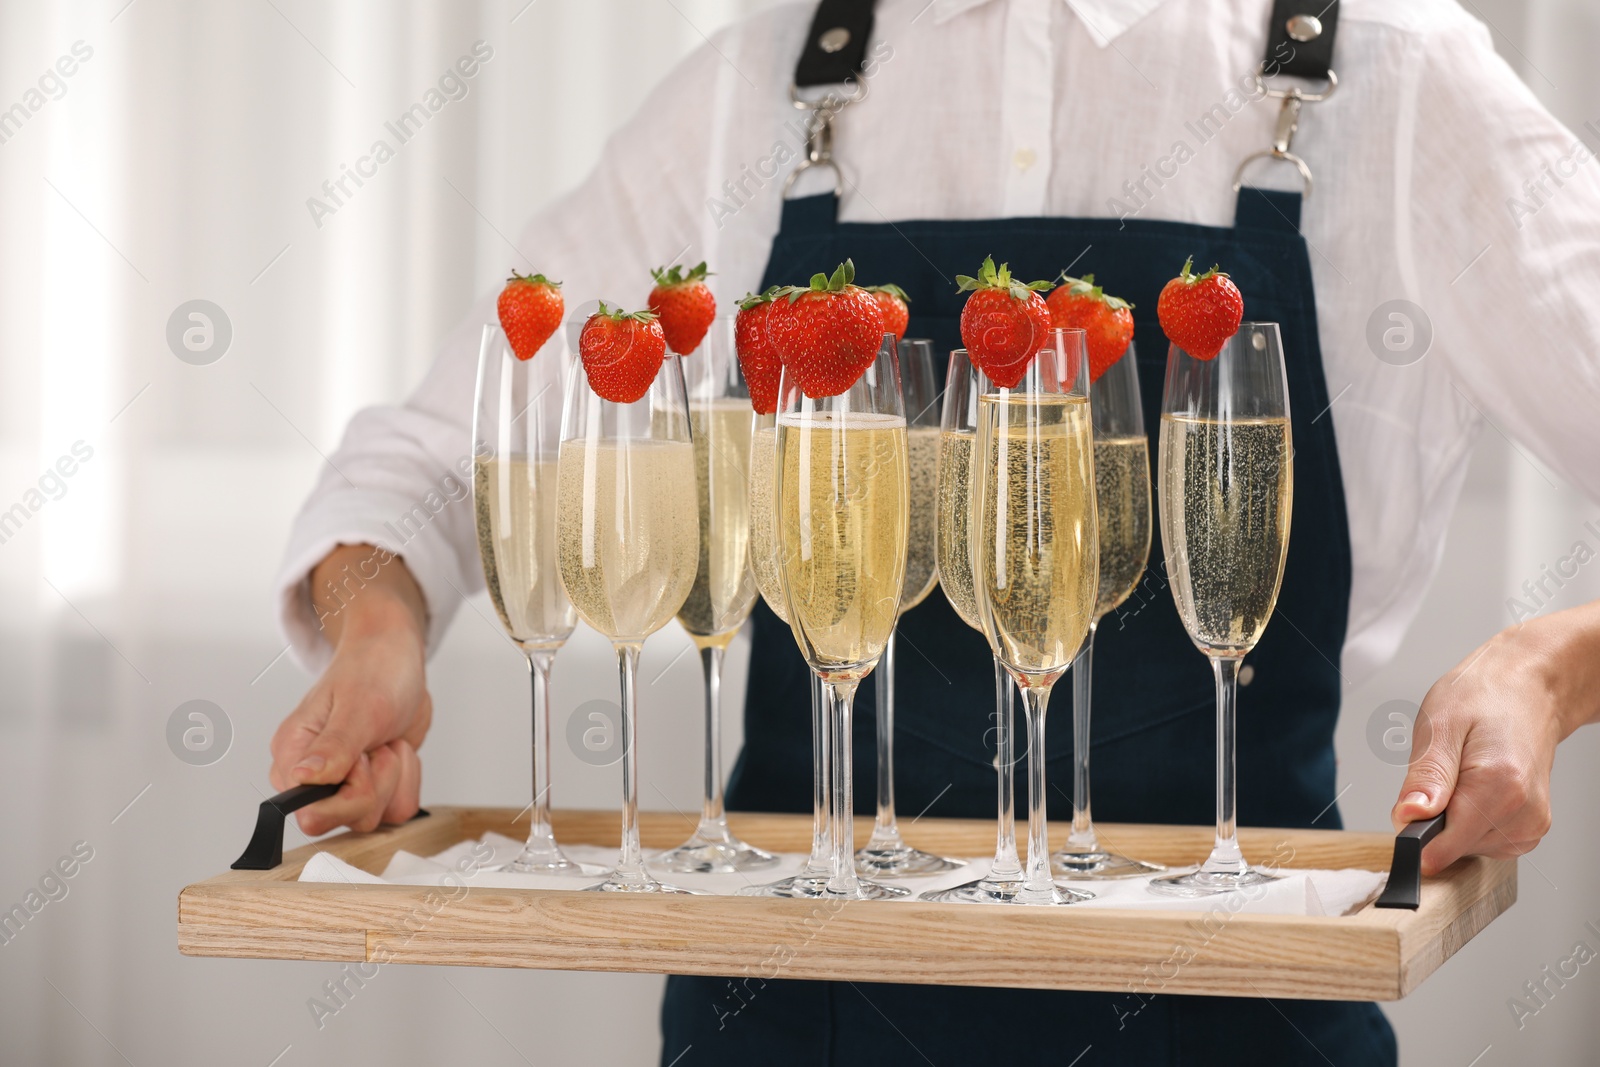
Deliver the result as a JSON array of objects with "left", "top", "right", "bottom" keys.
[{"left": 276, "top": 0, "right": 1600, "bottom": 687}]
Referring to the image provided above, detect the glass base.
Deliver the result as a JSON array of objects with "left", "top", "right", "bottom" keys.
[
  {"left": 855, "top": 842, "right": 966, "bottom": 878},
  {"left": 655, "top": 834, "right": 780, "bottom": 875},
  {"left": 735, "top": 873, "right": 830, "bottom": 898},
  {"left": 584, "top": 876, "right": 705, "bottom": 895},
  {"left": 823, "top": 879, "right": 913, "bottom": 900},
  {"left": 498, "top": 838, "right": 598, "bottom": 875},
  {"left": 736, "top": 873, "right": 912, "bottom": 900},
  {"left": 1148, "top": 866, "right": 1282, "bottom": 898},
  {"left": 1050, "top": 848, "right": 1166, "bottom": 880},
  {"left": 923, "top": 877, "right": 1094, "bottom": 905}
]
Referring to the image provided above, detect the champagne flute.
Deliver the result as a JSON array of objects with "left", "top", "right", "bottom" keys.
[
  {"left": 969, "top": 328, "right": 1097, "bottom": 906},
  {"left": 1150, "top": 323, "right": 1293, "bottom": 897},
  {"left": 737, "top": 411, "right": 836, "bottom": 897},
  {"left": 473, "top": 325, "right": 590, "bottom": 873},
  {"left": 774, "top": 335, "right": 911, "bottom": 900},
  {"left": 1052, "top": 344, "right": 1165, "bottom": 879},
  {"left": 858, "top": 338, "right": 964, "bottom": 877},
  {"left": 658, "top": 320, "right": 778, "bottom": 874},
  {"left": 921, "top": 349, "right": 1028, "bottom": 904},
  {"left": 557, "top": 344, "right": 702, "bottom": 894}
]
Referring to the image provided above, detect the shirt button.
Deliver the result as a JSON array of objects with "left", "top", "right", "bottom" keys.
[
  {"left": 1012, "top": 147, "right": 1037, "bottom": 172},
  {"left": 1239, "top": 665, "right": 1256, "bottom": 686}
]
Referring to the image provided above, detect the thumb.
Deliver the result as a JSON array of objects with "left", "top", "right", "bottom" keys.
[
  {"left": 1391, "top": 712, "right": 1458, "bottom": 830},
  {"left": 290, "top": 715, "right": 371, "bottom": 787}
]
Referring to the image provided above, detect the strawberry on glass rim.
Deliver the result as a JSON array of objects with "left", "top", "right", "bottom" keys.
[
  {"left": 956, "top": 256, "right": 1052, "bottom": 388},
  {"left": 497, "top": 271, "right": 564, "bottom": 361},
  {"left": 863, "top": 283, "right": 911, "bottom": 342},
  {"left": 1046, "top": 273, "right": 1134, "bottom": 383},
  {"left": 1156, "top": 257, "right": 1244, "bottom": 361},
  {"left": 578, "top": 303, "right": 667, "bottom": 404},
  {"left": 767, "top": 259, "right": 886, "bottom": 399},
  {"left": 647, "top": 261, "right": 716, "bottom": 355},
  {"left": 734, "top": 286, "right": 784, "bottom": 415}
]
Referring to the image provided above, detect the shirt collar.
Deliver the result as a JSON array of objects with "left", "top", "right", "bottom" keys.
[{"left": 928, "top": 0, "right": 1173, "bottom": 48}]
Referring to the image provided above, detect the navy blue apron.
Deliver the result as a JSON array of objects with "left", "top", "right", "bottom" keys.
[{"left": 661, "top": 186, "right": 1396, "bottom": 1065}]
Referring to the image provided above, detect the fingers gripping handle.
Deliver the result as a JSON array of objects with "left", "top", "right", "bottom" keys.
[
  {"left": 1372, "top": 813, "right": 1447, "bottom": 910},
  {"left": 230, "top": 783, "right": 430, "bottom": 870}
]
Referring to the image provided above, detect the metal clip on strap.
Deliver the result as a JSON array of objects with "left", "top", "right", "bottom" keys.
[
  {"left": 1234, "top": 0, "right": 1341, "bottom": 198},
  {"left": 785, "top": 0, "right": 879, "bottom": 198}
]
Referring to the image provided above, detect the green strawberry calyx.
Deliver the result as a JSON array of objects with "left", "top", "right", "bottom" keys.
[
  {"left": 592, "top": 301, "right": 659, "bottom": 324},
  {"left": 778, "top": 259, "right": 861, "bottom": 303},
  {"left": 864, "top": 283, "right": 911, "bottom": 303},
  {"left": 1056, "top": 272, "right": 1133, "bottom": 311},
  {"left": 506, "top": 271, "right": 561, "bottom": 288},
  {"left": 736, "top": 286, "right": 783, "bottom": 311},
  {"left": 956, "top": 256, "right": 1050, "bottom": 302},
  {"left": 650, "top": 261, "right": 713, "bottom": 287},
  {"left": 1171, "top": 256, "right": 1229, "bottom": 287}
]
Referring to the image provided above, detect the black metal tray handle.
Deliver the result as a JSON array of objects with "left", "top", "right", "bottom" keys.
[
  {"left": 230, "top": 783, "right": 428, "bottom": 871},
  {"left": 1372, "top": 813, "right": 1447, "bottom": 910}
]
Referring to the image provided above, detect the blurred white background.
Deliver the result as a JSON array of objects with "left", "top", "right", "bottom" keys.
[{"left": 0, "top": 1, "right": 1596, "bottom": 1064}]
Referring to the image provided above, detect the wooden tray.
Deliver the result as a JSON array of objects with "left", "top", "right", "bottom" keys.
[{"left": 178, "top": 807, "right": 1514, "bottom": 1001}]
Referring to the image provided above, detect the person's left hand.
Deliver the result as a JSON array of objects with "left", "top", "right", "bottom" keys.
[{"left": 1390, "top": 617, "right": 1575, "bottom": 876}]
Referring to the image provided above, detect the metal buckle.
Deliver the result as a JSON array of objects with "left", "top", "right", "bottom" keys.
[
  {"left": 783, "top": 80, "right": 868, "bottom": 199},
  {"left": 1232, "top": 63, "right": 1336, "bottom": 198}
]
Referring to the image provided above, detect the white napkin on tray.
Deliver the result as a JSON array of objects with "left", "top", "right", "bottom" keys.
[{"left": 299, "top": 831, "right": 1386, "bottom": 917}]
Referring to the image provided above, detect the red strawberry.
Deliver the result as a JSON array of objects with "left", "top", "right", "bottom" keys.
[
  {"left": 767, "top": 260, "right": 885, "bottom": 399},
  {"left": 864, "top": 284, "right": 911, "bottom": 342},
  {"left": 1046, "top": 273, "right": 1134, "bottom": 383},
  {"left": 647, "top": 261, "right": 716, "bottom": 355},
  {"left": 1157, "top": 257, "right": 1243, "bottom": 360},
  {"left": 497, "top": 272, "right": 564, "bottom": 360},
  {"left": 956, "top": 256, "right": 1052, "bottom": 388},
  {"left": 735, "top": 287, "right": 783, "bottom": 415},
  {"left": 578, "top": 304, "right": 666, "bottom": 404}
]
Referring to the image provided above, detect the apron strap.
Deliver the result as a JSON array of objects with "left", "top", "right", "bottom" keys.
[
  {"left": 1234, "top": 186, "right": 1303, "bottom": 234},
  {"left": 795, "top": 0, "right": 880, "bottom": 88},
  {"left": 1264, "top": 0, "right": 1340, "bottom": 80}
]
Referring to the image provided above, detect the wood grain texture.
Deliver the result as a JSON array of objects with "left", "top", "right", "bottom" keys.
[{"left": 178, "top": 807, "right": 1516, "bottom": 1000}]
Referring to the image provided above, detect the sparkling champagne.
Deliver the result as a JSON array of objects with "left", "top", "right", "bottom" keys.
[
  {"left": 746, "top": 424, "right": 787, "bottom": 624},
  {"left": 972, "top": 393, "right": 1098, "bottom": 675},
  {"left": 898, "top": 425, "right": 940, "bottom": 614},
  {"left": 777, "top": 411, "right": 908, "bottom": 674},
  {"left": 1158, "top": 414, "right": 1292, "bottom": 655},
  {"left": 676, "top": 400, "right": 758, "bottom": 645},
  {"left": 1092, "top": 435, "right": 1152, "bottom": 619},
  {"left": 556, "top": 437, "right": 699, "bottom": 643},
  {"left": 935, "top": 429, "right": 979, "bottom": 629},
  {"left": 474, "top": 456, "right": 577, "bottom": 649}
]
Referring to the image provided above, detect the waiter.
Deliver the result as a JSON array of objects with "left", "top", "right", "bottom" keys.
[{"left": 266, "top": 0, "right": 1600, "bottom": 1062}]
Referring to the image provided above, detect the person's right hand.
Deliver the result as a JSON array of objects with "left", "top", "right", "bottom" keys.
[{"left": 268, "top": 544, "right": 433, "bottom": 836}]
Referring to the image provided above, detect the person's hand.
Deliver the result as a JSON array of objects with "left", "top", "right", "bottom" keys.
[
  {"left": 268, "top": 544, "right": 432, "bottom": 836},
  {"left": 1391, "top": 601, "right": 1600, "bottom": 876}
]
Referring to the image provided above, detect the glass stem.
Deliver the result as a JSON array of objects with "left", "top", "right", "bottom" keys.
[
  {"left": 526, "top": 650, "right": 558, "bottom": 851},
  {"left": 613, "top": 643, "right": 649, "bottom": 886},
  {"left": 695, "top": 644, "right": 729, "bottom": 838},
  {"left": 990, "top": 655, "right": 1022, "bottom": 881},
  {"left": 868, "top": 627, "right": 902, "bottom": 848},
  {"left": 805, "top": 672, "right": 832, "bottom": 877},
  {"left": 1067, "top": 622, "right": 1098, "bottom": 852},
  {"left": 827, "top": 679, "right": 861, "bottom": 896},
  {"left": 1019, "top": 682, "right": 1055, "bottom": 898},
  {"left": 1203, "top": 656, "right": 1247, "bottom": 875}
]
